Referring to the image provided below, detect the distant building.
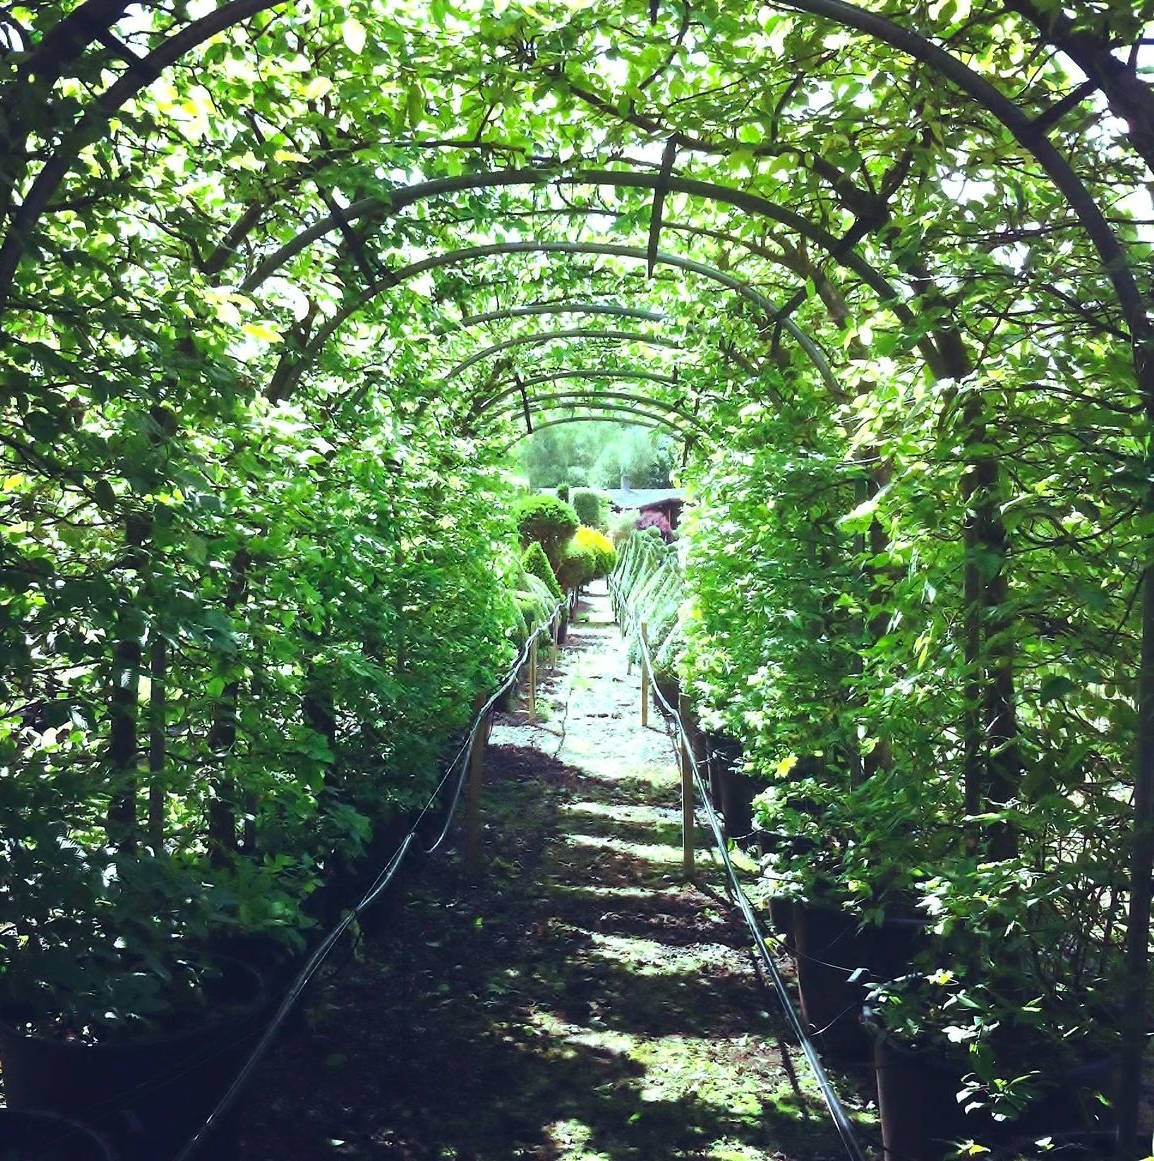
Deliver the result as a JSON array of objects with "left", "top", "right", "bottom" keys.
[{"left": 603, "top": 474, "right": 686, "bottom": 529}]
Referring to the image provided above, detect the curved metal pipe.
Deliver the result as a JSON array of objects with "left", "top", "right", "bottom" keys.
[
  {"left": 445, "top": 302, "right": 667, "bottom": 331},
  {"left": 499, "top": 413, "right": 674, "bottom": 452},
  {"left": 470, "top": 368, "right": 679, "bottom": 416},
  {"left": 444, "top": 327, "right": 682, "bottom": 381},
  {"left": 477, "top": 389, "right": 709, "bottom": 437}
]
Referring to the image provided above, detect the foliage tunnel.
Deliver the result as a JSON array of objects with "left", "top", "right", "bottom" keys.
[{"left": 4, "top": 0, "right": 1154, "bottom": 1151}]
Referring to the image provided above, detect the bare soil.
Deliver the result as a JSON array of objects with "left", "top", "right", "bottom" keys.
[{"left": 235, "top": 587, "right": 876, "bottom": 1161}]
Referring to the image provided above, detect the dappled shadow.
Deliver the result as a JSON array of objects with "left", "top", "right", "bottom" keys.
[{"left": 238, "top": 628, "right": 863, "bottom": 1161}]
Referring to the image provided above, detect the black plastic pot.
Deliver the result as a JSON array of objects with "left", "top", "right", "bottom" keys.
[
  {"left": 867, "top": 1014, "right": 981, "bottom": 1161},
  {"left": 866, "top": 1011, "right": 1115, "bottom": 1160},
  {"left": 991, "top": 1039, "right": 1117, "bottom": 1148},
  {"left": 0, "top": 956, "right": 267, "bottom": 1161},
  {"left": 654, "top": 674, "right": 680, "bottom": 714},
  {"left": 0, "top": 1108, "right": 119, "bottom": 1161},
  {"left": 704, "top": 734, "right": 758, "bottom": 846},
  {"left": 794, "top": 903, "right": 929, "bottom": 1060},
  {"left": 768, "top": 896, "right": 796, "bottom": 943}
]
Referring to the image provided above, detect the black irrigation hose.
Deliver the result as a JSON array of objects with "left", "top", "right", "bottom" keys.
[
  {"left": 618, "top": 580, "right": 870, "bottom": 1161},
  {"left": 172, "top": 597, "right": 568, "bottom": 1161}
]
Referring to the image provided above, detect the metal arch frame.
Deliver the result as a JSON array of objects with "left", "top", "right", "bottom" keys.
[
  {"left": 475, "top": 389, "right": 710, "bottom": 439},
  {"left": 469, "top": 369, "right": 679, "bottom": 417},
  {"left": 443, "top": 327, "right": 682, "bottom": 382},
  {"left": 487, "top": 396, "right": 699, "bottom": 443},
  {"left": 6, "top": 8, "right": 1142, "bottom": 355},
  {"left": 263, "top": 241, "right": 840, "bottom": 404},
  {"left": 4, "top": 8, "right": 1144, "bottom": 384},
  {"left": 235, "top": 167, "right": 908, "bottom": 402},
  {"left": 443, "top": 302, "right": 667, "bottom": 332},
  {"left": 240, "top": 168, "right": 903, "bottom": 303}
]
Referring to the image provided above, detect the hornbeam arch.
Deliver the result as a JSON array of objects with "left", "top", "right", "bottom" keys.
[
  {"left": 473, "top": 389, "right": 711, "bottom": 440},
  {"left": 442, "top": 329, "right": 683, "bottom": 383},
  {"left": 468, "top": 369, "right": 680, "bottom": 417},
  {"left": 445, "top": 303, "right": 668, "bottom": 332},
  {"left": 499, "top": 414, "right": 672, "bottom": 453},
  {"left": 6, "top": 4, "right": 1154, "bottom": 1149},
  {"left": 485, "top": 396, "right": 700, "bottom": 443},
  {"left": 262, "top": 241, "right": 841, "bottom": 404},
  {"left": 239, "top": 168, "right": 904, "bottom": 297}
]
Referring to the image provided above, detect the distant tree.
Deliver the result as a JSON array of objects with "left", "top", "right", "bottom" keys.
[{"left": 515, "top": 423, "right": 676, "bottom": 489}]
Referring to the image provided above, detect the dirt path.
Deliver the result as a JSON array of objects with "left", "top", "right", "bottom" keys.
[{"left": 237, "top": 587, "right": 870, "bottom": 1161}]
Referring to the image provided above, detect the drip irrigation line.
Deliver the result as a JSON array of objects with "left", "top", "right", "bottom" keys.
[
  {"left": 171, "top": 599, "right": 566, "bottom": 1161},
  {"left": 617, "top": 579, "right": 869, "bottom": 1161}
]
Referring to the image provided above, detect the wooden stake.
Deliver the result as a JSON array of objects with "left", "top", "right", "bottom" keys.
[
  {"left": 551, "top": 615, "right": 560, "bottom": 669},
  {"left": 528, "top": 634, "right": 538, "bottom": 724},
  {"left": 464, "top": 718, "right": 487, "bottom": 880},
  {"left": 640, "top": 620, "right": 650, "bottom": 728},
  {"left": 679, "top": 693, "right": 695, "bottom": 878}
]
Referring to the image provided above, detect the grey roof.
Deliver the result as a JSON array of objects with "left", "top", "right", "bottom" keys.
[{"left": 603, "top": 487, "right": 685, "bottom": 510}]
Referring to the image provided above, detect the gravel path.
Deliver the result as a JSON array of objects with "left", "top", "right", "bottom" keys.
[{"left": 236, "top": 585, "right": 872, "bottom": 1161}]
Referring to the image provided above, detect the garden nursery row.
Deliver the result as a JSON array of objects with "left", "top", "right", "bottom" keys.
[{"left": 5, "top": 1, "right": 1154, "bottom": 1158}]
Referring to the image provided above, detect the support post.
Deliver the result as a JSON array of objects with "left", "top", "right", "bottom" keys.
[
  {"left": 528, "top": 634, "right": 538, "bottom": 724},
  {"left": 679, "top": 694, "right": 695, "bottom": 878},
  {"left": 464, "top": 717, "right": 488, "bottom": 880},
  {"left": 551, "top": 615, "right": 560, "bottom": 669},
  {"left": 640, "top": 620, "right": 650, "bottom": 728}
]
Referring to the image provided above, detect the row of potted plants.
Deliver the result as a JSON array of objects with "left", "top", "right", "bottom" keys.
[
  {"left": 0, "top": 398, "right": 557, "bottom": 1156},
  {"left": 658, "top": 387, "right": 1135, "bottom": 1158}
]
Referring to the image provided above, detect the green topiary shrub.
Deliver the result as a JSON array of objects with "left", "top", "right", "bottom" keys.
[
  {"left": 514, "top": 494, "right": 579, "bottom": 568},
  {"left": 521, "top": 541, "right": 562, "bottom": 600},
  {"left": 557, "top": 484, "right": 570, "bottom": 503},
  {"left": 554, "top": 536, "right": 598, "bottom": 592},
  {"left": 574, "top": 525, "right": 617, "bottom": 579},
  {"left": 514, "top": 573, "right": 557, "bottom": 644},
  {"left": 571, "top": 488, "right": 610, "bottom": 530}
]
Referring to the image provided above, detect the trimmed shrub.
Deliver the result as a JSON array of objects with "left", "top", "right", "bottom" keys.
[
  {"left": 521, "top": 541, "right": 562, "bottom": 600},
  {"left": 514, "top": 494, "right": 579, "bottom": 567},
  {"left": 557, "top": 484, "right": 570, "bottom": 503},
  {"left": 571, "top": 488, "right": 610, "bottom": 530},
  {"left": 574, "top": 525, "right": 617, "bottom": 579},
  {"left": 555, "top": 537, "right": 598, "bottom": 592},
  {"left": 514, "top": 573, "right": 557, "bottom": 644}
]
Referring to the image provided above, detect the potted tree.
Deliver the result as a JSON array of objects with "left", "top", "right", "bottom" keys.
[
  {"left": 0, "top": 838, "right": 276, "bottom": 1161},
  {"left": 864, "top": 852, "right": 1123, "bottom": 1161}
]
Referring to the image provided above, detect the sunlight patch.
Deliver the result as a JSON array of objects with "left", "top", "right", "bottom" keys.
[
  {"left": 549, "top": 882, "right": 653, "bottom": 899},
  {"left": 544, "top": 1119, "right": 609, "bottom": 1159},
  {"left": 562, "top": 800, "right": 682, "bottom": 825},
  {"left": 589, "top": 931, "right": 735, "bottom": 974},
  {"left": 565, "top": 832, "right": 684, "bottom": 864}
]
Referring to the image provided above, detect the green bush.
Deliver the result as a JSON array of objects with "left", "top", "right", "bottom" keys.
[
  {"left": 514, "top": 573, "right": 556, "bottom": 644},
  {"left": 555, "top": 536, "right": 598, "bottom": 592},
  {"left": 574, "top": 525, "right": 617, "bottom": 578},
  {"left": 571, "top": 488, "right": 610, "bottom": 530},
  {"left": 557, "top": 484, "right": 570, "bottom": 503},
  {"left": 521, "top": 541, "right": 562, "bottom": 599},
  {"left": 514, "top": 494, "right": 579, "bottom": 567}
]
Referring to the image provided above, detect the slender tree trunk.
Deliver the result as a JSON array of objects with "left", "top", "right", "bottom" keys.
[
  {"left": 862, "top": 457, "right": 894, "bottom": 782},
  {"left": 147, "top": 632, "right": 167, "bottom": 851},
  {"left": 106, "top": 512, "right": 149, "bottom": 849},
  {"left": 207, "top": 547, "right": 250, "bottom": 864},
  {"left": 1116, "top": 383, "right": 1154, "bottom": 1160}
]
